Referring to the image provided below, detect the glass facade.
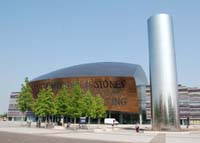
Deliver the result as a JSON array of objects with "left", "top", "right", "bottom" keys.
[{"left": 7, "top": 92, "right": 24, "bottom": 121}]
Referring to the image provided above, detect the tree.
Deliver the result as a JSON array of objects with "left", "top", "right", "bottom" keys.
[
  {"left": 69, "top": 82, "right": 84, "bottom": 123},
  {"left": 95, "top": 94, "right": 106, "bottom": 124},
  {"left": 0, "top": 112, "right": 7, "bottom": 118},
  {"left": 16, "top": 77, "right": 33, "bottom": 121},
  {"left": 55, "top": 85, "right": 70, "bottom": 125},
  {"left": 33, "top": 86, "right": 56, "bottom": 122},
  {"left": 82, "top": 90, "right": 96, "bottom": 124}
]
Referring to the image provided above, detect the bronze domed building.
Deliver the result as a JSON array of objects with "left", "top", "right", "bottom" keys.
[{"left": 30, "top": 62, "right": 148, "bottom": 124}]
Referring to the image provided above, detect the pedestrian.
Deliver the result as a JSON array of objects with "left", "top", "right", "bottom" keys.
[
  {"left": 112, "top": 120, "right": 115, "bottom": 127},
  {"left": 186, "top": 116, "right": 190, "bottom": 128},
  {"left": 135, "top": 123, "right": 139, "bottom": 132},
  {"left": 67, "top": 122, "right": 70, "bottom": 128}
]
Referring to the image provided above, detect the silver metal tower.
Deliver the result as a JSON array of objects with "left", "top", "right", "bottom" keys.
[{"left": 148, "top": 13, "right": 180, "bottom": 131}]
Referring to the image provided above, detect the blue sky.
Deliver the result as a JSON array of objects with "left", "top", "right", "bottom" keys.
[{"left": 0, "top": 0, "right": 200, "bottom": 113}]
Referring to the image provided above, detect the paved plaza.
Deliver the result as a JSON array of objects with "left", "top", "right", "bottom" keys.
[
  {"left": 0, "top": 131, "right": 120, "bottom": 143},
  {"left": 1, "top": 121, "right": 200, "bottom": 143}
]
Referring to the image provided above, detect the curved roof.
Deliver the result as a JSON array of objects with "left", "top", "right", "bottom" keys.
[{"left": 31, "top": 62, "right": 148, "bottom": 86}]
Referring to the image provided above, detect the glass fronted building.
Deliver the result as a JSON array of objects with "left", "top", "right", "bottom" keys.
[
  {"left": 7, "top": 92, "right": 34, "bottom": 121},
  {"left": 7, "top": 92, "right": 23, "bottom": 121},
  {"left": 146, "top": 85, "right": 200, "bottom": 125}
]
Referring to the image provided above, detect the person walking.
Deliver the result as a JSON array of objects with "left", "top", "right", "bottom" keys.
[
  {"left": 135, "top": 123, "right": 139, "bottom": 132},
  {"left": 186, "top": 116, "right": 190, "bottom": 128}
]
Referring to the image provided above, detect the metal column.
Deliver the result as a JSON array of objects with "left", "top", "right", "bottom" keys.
[{"left": 148, "top": 13, "right": 180, "bottom": 131}]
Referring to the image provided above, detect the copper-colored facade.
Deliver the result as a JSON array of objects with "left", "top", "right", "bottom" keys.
[{"left": 30, "top": 76, "right": 139, "bottom": 113}]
